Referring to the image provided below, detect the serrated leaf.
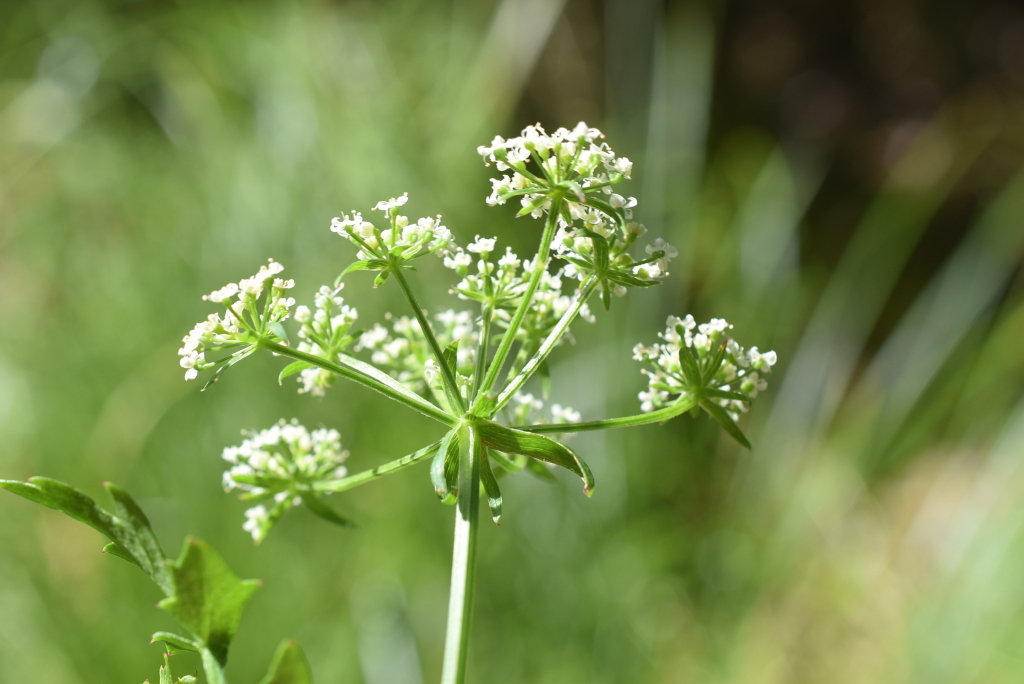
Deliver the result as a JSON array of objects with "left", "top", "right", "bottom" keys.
[
  {"left": 158, "top": 537, "right": 261, "bottom": 666},
  {"left": 278, "top": 361, "right": 312, "bottom": 385},
  {"left": 259, "top": 639, "right": 314, "bottom": 684},
  {"left": 297, "top": 492, "right": 356, "bottom": 529},
  {"left": 151, "top": 631, "right": 199, "bottom": 654},
  {"left": 700, "top": 399, "right": 752, "bottom": 449},
  {"left": 477, "top": 421, "right": 594, "bottom": 495},
  {"left": 479, "top": 454, "right": 502, "bottom": 524},
  {"left": 0, "top": 478, "right": 172, "bottom": 595}
]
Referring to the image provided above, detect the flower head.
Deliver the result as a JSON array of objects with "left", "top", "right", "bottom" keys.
[{"left": 223, "top": 419, "right": 350, "bottom": 543}]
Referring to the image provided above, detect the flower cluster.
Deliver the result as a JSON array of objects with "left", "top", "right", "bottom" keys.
[
  {"left": 478, "top": 123, "right": 632, "bottom": 220},
  {"left": 292, "top": 284, "right": 360, "bottom": 396},
  {"left": 506, "top": 391, "right": 581, "bottom": 429},
  {"left": 357, "top": 309, "right": 478, "bottom": 398},
  {"left": 178, "top": 259, "right": 295, "bottom": 381},
  {"left": 442, "top": 236, "right": 595, "bottom": 349},
  {"left": 222, "top": 419, "right": 349, "bottom": 543},
  {"left": 331, "top": 194, "right": 453, "bottom": 272},
  {"left": 634, "top": 315, "right": 777, "bottom": 420}
]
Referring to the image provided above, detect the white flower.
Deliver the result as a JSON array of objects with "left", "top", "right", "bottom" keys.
[
  {"left": 372, "top": 193, "right": 409, "bottom": 214},
  {"left": 223, "top": 419, "right": 349, "bottom": 543},
  {"left": 467, "top": 236, "right": 497, "bottom": 254},
  {"left": 551, "top": 404, "right": 581, "bottom": 424},
  {"left": 634, "top": 315, "right": 777, "bottom": 414}
]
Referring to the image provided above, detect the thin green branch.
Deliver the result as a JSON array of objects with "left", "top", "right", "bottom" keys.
[
  {"left": 392, "top": 266, "right": 467, "bottom": 413},
  {"left": 259, "top": 340, "right": 456, "bottom": 427},
  {"left": 492, "top": 275, "right": 599, "bottom": 413},
  {"left": 474, "top": 196, "right": 563, "bottom": 407},
  {"left": 471, "top": 304, "right": 493, "bottom": 402},
  {"left": 441, "top": 422, "right": 481, "bottom": 684},
  {"left": 521, "top": 394, "right": 699, "bottom": 433},
  {"left": 312, "top": 440, "right": 442, "bottom": 493}
]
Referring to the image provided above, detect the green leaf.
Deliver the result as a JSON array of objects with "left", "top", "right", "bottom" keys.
[
  {"left": 158, "top": 537, "right": 261, "bottom": 666},
  {"left": 700, "top": 399, "right": 752, "bottom": 449},
  {"left": 678, "top": 346, "right": 703, "bottom": 389},
  {"left": 477, "top": 421, "right": 594, "bottom": 495},
  {"left": 487, "top": 449, "right": 523, "bottom": 474},
  {"left": 0, "top": 478, "right": 173, "bottom": 595},
  {"left": 259, "top": 639, "right": 314, "bottom": 684},
  {"left": 526, "top": 458, "right": 557, "bottom": 482},
  {"left": 297, "top": 492, "right": 357, "bottom": 529},
  {"left": 431, "top": 429, "right": 460, "bottom": 504},
  {"left": 155, "top": 652, "right": 198, "bottom": 684},
  {"left": 278, "top": 361, "right": 312, "bottom": 385},
  {"left": 268, "top": 322, "right": 290, "bottom": 346},
  {"left": 516, "top": 194, "right": 550, "bottom": 217},
  {"left": 373, "top": 271, "right": 391, "bottom": 288},
  {"left": 601, "top": 282, "right": 612, "bottom": 311},
  {"left": 479, "top": 454, "right": 502, "bottom": 524},
  {"left": 440, "top": 340, "right": 464, "bottom": 411},
  {"left": 607, "top": 271, "right": 660, "bottom": 288},
  {"left": 702, "top": 338, "right": 729, "bottom": 386},
  {"left": 151, "top": 631, "right": 199, "bottom": 654},
  {"left": 342, "top": 259, "right": 387, "bottom": 278},
  {"left": 442, "top": 340, "right": 459, "bottom": 374},
  {"left": 580, "top": 229, "right": 610, "bottom": 272},
  {"left": 704, "top": 388, "right": 752, "bottom": 403}
]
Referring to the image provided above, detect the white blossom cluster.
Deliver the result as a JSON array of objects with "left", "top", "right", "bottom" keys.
[
  {"left": 507, "top": 391, "right": 581, "bottom": 429},
  {"left": 442, "top": 236, "right": 595, "bottom": 349},
  {"left": 357, "top": 310, "right": 478, "bottom": 397},
  {"left": 292, "top": 284, "right": 359, "bottom": 396},
  {"left": 330, "top": 193, "right": 453, "bottom": 264},
  {"left": 178, "top": 259, "right": 295, "bottom": 380},
  {"left": 222, "top": 419, "right": 349, "bottom": 543},
  {"left": 633, "top": 315, "right": 778, "bottom": 420},
  {"left": 478, "top": 123, "right": 632, "bottom": 221}
]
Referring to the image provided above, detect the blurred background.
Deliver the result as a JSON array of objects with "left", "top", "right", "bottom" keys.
[{"left": 2, "top": 0, "right": 1024, "bottom": 681}]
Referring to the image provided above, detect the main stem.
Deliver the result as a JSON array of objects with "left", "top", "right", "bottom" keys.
[
  {"left": 441, "top": 423, "right": 480, "bottom": 684},
  {"left": 473, "top": 196, "right": 563, "bottom": 407}
]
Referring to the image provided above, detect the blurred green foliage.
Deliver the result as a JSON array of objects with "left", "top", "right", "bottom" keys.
[{"left": 2, "top": 1, "right": 1024, "bottom": 683}]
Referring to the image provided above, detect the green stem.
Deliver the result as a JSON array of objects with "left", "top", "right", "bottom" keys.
[
  {"left": 521, "top": 394, "right": 698, "bottom": 433},
  {"left": 474, "top": 196, "right": 563, "bottom": 407},
  {"left": 471, "top": 304, "right": 493, "bottom": 402},
  {"left": 440, "top": 422, "right": 481, "bottom": 684},
  {"left": 259, "top": 340, "right": 456, "bottom": 427},
  {"left": 492, "top": 275, "right": 599, "bottom": 413},
  {"left": 312, "top": 440, "right": 441, "bottom": 492},
  {"left": 392, "top": 267, "right": 467, "bottom": 413}
]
